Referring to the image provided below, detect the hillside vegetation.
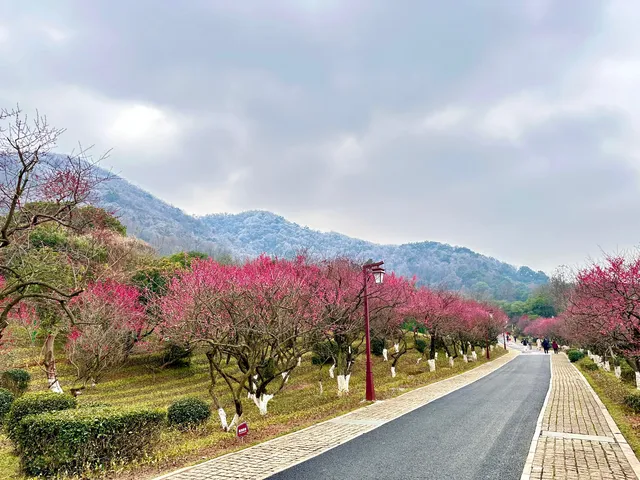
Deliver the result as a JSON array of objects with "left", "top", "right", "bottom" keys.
[{"left": 98, "top": 174, "right": 547, "bottom": 301}]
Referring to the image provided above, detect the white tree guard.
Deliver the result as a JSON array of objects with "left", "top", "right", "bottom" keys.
[
  {"left": 337, "top": 374, "right": 351, "bottom": 395},
  {"left": 48, "top": 379, "right": 63, "bottom": 394},
  {"left": 252, "top": 394, "right": 274, "bottom": 415}
]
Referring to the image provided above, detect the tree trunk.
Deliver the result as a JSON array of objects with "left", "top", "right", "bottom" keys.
[
  {"left": 43, "top": 333, "right": 63, "bottom": 393},
  {"left": 443, "top": 339, "right": 452, "bottom": 358},
  {"left": 429, "top": 331, "right": 437, "bottom": 360}
]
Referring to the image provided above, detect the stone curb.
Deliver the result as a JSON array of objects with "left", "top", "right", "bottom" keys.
[
  {"left": 154, "top": 348, "right": 519, "bottom": 480},
  {"left": 520, "top": 353, "right": 553, "bottom": 480},
  {"left": 571, "top": 358, "right": 640, "bottom": 480}
]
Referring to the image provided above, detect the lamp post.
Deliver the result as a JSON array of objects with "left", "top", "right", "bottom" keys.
[{"left": 363, "top": 260, "right": 385, "bottom": 402}]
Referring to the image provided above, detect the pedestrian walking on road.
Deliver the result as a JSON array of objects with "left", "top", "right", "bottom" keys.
[
  {"left": 536, "top": 338, "right": 542, "bottom": 351},
  {"left": 542, "top": 338, "right": 550, "bottom": 354},
  {"left": 552, "top": 340, "right": 559, "bottom": 354}
]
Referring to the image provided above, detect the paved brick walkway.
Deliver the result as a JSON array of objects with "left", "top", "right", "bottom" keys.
[
  {"left": 523, "top": 353, "right": 640, "bottom": 480},
  {"left": 156, "top": 349, "right": 518, "bottom": 480}
]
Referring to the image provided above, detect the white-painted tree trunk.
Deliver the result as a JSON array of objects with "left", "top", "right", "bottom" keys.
[
  {"left": 297, "top": 357, "right": 302, "bottom": 367},
  {"left": 481, "top": 348, "right": 486, "bottom": 356},
  {"left": 635, "top": 372, "right": 640, "bottom": 390},
  {"left": 427, "top": 359, "right": 436, "bottom": 372},
  {"left": 252, "top": 394, "right": 274, "bottom": 415},
  {"left": 449, "top": 357, "right": 454, "bottom": 367},
  {"left": 463, "top": 354, "right": 468, "bottom": 363},
  {"left": 471, "top": 352, "right": 478, "bottom": 361},
  {"left": 329, "top": 364, "right": 335, "bottom": 378},
  {"left": 319, "top": 381, "right": 323, "bottom": 395},
  {"left": 391, "top": 366, "right": 396, "bottom": 378},
  {"left": 445, "top": 352, "right": 449, "bottom": 358},
  {"left": 217, "top": 408, "right": 239, "bottom": 431},
  {"left": 459, "top": 350, "right": 463, "bottom": 355},
  {"left": 435, "top": 352, "right": 438, "bottom": 359},
  {"left": 615, "top": 366, "right": 621, "bottom": 379},
  {"left": 416, "top": 358, "right": 422, "bottom": 364},
  {"left": 48, "top": 378, "right": 63, "bottom": 394},
  {"left": 337, "top": 374, "right": 351, "bottom": 395},
  {"left": 348, "top": 346, "right": 351, "bottom": 354},
  {"left": 382, "top": 349, "right": 388, "bottom": 361},
  {"left": 394, "top": 343, "right": 399, "bottom": 353},
  {"left": 604, "top": 361, "right": 610, "bottom": 372},
  {"left": 281, "top": 371, "right": 290, "bottom": 383}
]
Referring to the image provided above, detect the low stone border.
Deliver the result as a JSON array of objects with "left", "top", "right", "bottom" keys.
[
  {"left": 572, "top": 360, "right": 640, "bottom": 479},
  {"left": 520, "top": 354, "right": 553, "bottom": 480}
]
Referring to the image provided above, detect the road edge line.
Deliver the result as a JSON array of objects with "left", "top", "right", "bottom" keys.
[
  {"left": 571, "top": 360, "right": 640, "bottom": 479},
  {"left": 520, "top": 353, "right": 552, "bottom": 480}
]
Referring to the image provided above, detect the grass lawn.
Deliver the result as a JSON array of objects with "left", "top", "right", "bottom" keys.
[
  {"left": 0, "top": 338, "right": 506, "bottom": 479},
  {"left": 576, "top": 357, "right": 640, "bottom": 457}
]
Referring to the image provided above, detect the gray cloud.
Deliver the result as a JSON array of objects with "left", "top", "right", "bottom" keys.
[{"left": 0, "top": 0, "right": 637, "bottom": 272}]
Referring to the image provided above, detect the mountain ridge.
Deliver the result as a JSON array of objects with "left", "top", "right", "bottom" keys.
[{"left": 96, "top": 170, "right": 548, "bottom": 301}]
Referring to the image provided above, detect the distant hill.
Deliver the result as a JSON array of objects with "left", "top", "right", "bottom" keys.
[{"left": 96, "top": 171, "right": 548, "bottom": 301}]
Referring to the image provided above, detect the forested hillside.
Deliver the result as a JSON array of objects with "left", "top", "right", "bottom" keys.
[{"left": 97, "top": 173, "right": 547, "bottom": 301}]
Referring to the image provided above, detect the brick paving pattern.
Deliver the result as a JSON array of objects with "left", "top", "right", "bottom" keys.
[
  {"left": 527, "top": 354, "right": 638, "bottom": 480},
  {"left": 156, "top": 350, "right": 518, "bottom": 480}
]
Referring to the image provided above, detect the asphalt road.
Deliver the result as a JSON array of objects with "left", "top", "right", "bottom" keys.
[{"left": 270, "top": 355, "right": 550, "bottom": 480}]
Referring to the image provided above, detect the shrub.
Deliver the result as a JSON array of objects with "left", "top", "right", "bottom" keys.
[
  {"left": 168, "top": 397, "right": 211, "bottom": 430},
  {"left": 5, "top": 392, "right": 77, "bottom": 440},
  {"left": 79, "top": 401, "right": 111, "bottom": 409},
  {"left": 312, "top": 340, "right": 338, "bottom": 366},
  {"left": 567, "top": 349, "right": 585, "bottom": 363},
  {"left": 371, "top": 337, "right": 385, "bottom": 356},
  {"left": 415, "top": 339, "right": 427, "bottom": 354},
  {"left": 161, "top": 343, "right": 193, "bottom": 368},
  {"left": 14, "top": 407, "right": 165, "bottom": 476},
  {"left": 624, "top": 393, "right": 640, "bottom": 413},
  {"left": 1, "top": 369, "right": 31, "bottom": 396},
  {"left": 0, "top": 388, "right": 14, "bottom": 422},
  {"left": 580, "top": 358, "right": 599, "bottom": 371}
]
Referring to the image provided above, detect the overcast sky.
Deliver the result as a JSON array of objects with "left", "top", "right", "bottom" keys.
[{"left": 1, "top": 1, "right": 638, "bottom": 273}]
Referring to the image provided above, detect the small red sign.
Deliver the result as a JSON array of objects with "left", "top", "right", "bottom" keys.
[{"left": 236, "top": 422, "right": 249, "bottom": 438}]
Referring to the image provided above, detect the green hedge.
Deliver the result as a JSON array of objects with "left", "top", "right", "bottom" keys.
[
  {"left": 414, "top": 339, "right": 427, "bottom": 354},
  {"left": 0, "top": 387, "right": 14, "bottom": 423},
  {"left": 580, "top": 358, "right": 599, "bottom": 371},
  {"left": 371, "top": 338, "right": 385, "bottom": 356},
  {"left": 567, "top": 349, "right": 585, "bottom": 363},
  {"left": 168, "top": 397, "right": 210, "bottom": 430},
  {"left": 5, "top": 392, "right": 77, "bottom": 440},
  {"left": 624, "top": 393, "right": 640, "bottom": 413},
  {"left": 15, "top": 407, "right": 166, "bottom": 476},
  {"left": 1, "top": 369, "right": 31, "bottom": 396}
]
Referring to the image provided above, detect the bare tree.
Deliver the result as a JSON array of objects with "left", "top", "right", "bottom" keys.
[{"left": 0, "top": 106, "right": 109, "bottom": 343}]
